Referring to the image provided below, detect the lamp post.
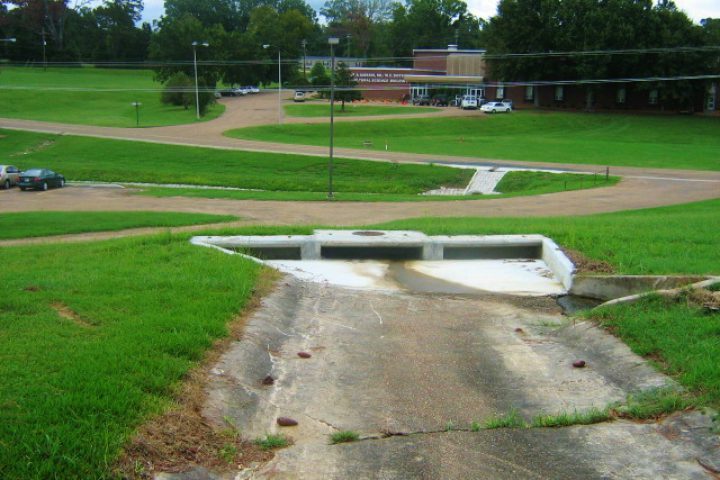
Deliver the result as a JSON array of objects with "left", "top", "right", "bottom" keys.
[
  {"left": 328, "top": 37, "right": 339, "bottom": 200},
  {"left": 191, "top": 41, "right": 209, "bottom": 120},
  {"left": 263, "top": 44, "right": 282, "bottom": 124},
  {"left": 131, "top": 101, "right": 142, "bottom": 127}
]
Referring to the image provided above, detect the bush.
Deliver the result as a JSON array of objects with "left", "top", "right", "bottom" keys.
[{"left": 161, "top": 72, "right": 215, "bottom": 116}]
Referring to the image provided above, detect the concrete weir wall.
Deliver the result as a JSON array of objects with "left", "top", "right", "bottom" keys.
[{"left": 191, "top": 230, "right": 577, "bottom": 290}]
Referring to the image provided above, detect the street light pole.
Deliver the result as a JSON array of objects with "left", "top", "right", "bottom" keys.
[
  {"left": 192, "top": 41, "right": 209, "bottom": 120},
  {"left": 263, "top": 44, "right": 282, "bottom": 124},
  {"left": 328, "top": 37, "right": 339, "bottom": 200}
]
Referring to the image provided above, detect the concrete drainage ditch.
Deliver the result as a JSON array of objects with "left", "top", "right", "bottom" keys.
[
  {"left": 191, "top": 230, "right": 575, "bottom": 297},
  {"left": 181, "top": 230, "right": 720, "bottom": 479}
]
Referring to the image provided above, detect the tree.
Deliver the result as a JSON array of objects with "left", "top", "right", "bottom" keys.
[
  {"left": 161, "top": 71, "right": 194, "bottom": 109},
  {"left": 333, "top": 61, "right": 361, "bottom": 110},
  {"left": 310, "top": 61, "right": 331, "bottom": 97}
]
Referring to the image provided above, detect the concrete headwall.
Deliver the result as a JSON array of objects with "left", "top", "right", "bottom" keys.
[{"left": 570, "top": 275, "right": 711, "bottom": 301}]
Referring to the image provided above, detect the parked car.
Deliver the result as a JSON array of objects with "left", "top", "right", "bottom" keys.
[
  {"left": 246, "top": 86, "right": 260, "bottom": 94},
  {"left": 481, "top": 101, "right": 512, "bottom": 113},
  {"left": 293, "top": 91, "right": 306, "bottom": 102},
  {"left": 0, "top": 164, "right": 20, "bottom": 189},
  {"left": 431, "top": 95, "right": 449, "bottom": 107},
  {"left": 450, "top": 95, "right": 464, "bottom": 107},
  {"left": 412, "top": 95, "right": 431, "bottom": 106},
  {"left": 461, "top": 95, "right": 479, "bottom": 109},
  {"left": 233, "top": 87, "right": 249, "bottom": 96},
  {"left": 18, "top": 168, "right": 65, "bottom": 191},
  {"left": 218, "top": 89, "right": 237, "bottom": 97},
  {"left": 501, "top": 99, "right": 514, "bottom": 109}
]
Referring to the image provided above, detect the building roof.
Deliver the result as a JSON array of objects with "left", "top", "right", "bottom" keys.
[{"left": 413, "top": 48, "right": 486, "bottom": 54}]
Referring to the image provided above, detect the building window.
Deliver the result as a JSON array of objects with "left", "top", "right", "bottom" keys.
[
  {"left": 616, "top": 87, "right": 626, "bottom": 105},
  {"left": 496, "top": 85, "right": 504, "bottom": 99},
  {"left": 554, "top": 86, "right": 564, "bottom": 102},
  {"left": 524, "top": 86, "right": 534, "bottom": 101},
  {"left": 648, "top": 89, "right": 658, "bottom": 105}
]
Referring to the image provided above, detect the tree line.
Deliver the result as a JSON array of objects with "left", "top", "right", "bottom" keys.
[{"left": 0, "top": 0, "right": 718, "bottom": 99}]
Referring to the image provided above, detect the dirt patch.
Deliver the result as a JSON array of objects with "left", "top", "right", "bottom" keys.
[
  {"left": 51, "top": 302, "right": 95, "bottom": 328},
  {"left": 688, "top": 289, "right": 720, "bottom": 311},
  {"left": 11, "top": 139, "right": 56, "bottom": 157},
  {"left": 563, "top": 248, "right": 615, "bottom": 274},
  {"left": 114, "top": 269, "right": 280, "bottom": 479}
]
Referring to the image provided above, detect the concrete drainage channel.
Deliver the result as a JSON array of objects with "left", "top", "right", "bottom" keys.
[
  {"left": 191, "top": 230, "right": 574, "bottom": 297},
  {"left": 179, "top": 231, "right": 720, "bottom": 480}
]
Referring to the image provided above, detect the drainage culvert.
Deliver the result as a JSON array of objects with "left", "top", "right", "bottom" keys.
[{"left": 191, "top": 230, "right": 575, "bottom": 296}]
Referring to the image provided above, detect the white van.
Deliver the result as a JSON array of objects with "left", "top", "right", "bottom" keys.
[
  {"left": 461, "top": 95, "right": 479, "bottom": 110},
  {"left": 293, "top": 91, "right": 306, "bottom": 102}
]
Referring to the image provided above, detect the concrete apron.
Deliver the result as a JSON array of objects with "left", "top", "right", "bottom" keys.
[{"left": 201, "top": 278, "right": 719, "bottom": 480}]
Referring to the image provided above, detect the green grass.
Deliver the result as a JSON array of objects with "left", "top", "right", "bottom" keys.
[
  {"left": 589, "top": 294, "right": 720, "bottom": 408},
  {"left": 0, "top": 211, "right": 237, "bottom": 240},
  {"left": 0, "top": 67, "right": 224, "bottom": 127},
  {"left": 0, "top": 234, "right": 262, "bottom": 479},
  {"left": 0, "top": 129, "right": 471, "bottom": 193},
  {"left": 284, "top": 103, "right": 440, "bottom": 117},
  {"left": 254, "top": 434, "right": 289, "bottom": 451},
  {"left": 329, "top": 431, "right": 360, "bottom": 444},
  {"left": 226, "top": 111, "right": 720, "bottom": 171},
  {"left": 483, "top": 409, "right": 527, "bottom": 429},
  {"left": 136, "top": 169, "right": 618, "bottom": 202},
  {"left": 530, "top": 408, "right": 611, "bottom": 428},
  {"left": 369, "top": 198, "right": 720, "bottom": 275},
  {"left": 610, "top": 387, "right": 695, "bottom": 419}
]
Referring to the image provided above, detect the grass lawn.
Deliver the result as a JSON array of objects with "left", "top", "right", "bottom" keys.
[
  {"left": 0, "top": 234, "right": 261, "bottom": 478},
  {"left": 0, "top": 67, "right": 224, "bottom": 127},
  {"left": 137, "top": 171, "right": 619, "bottom": 202},
  {"left": 589, "top": 295, "right": 720, "bottom": 408},
  {"left": 364, "top": 198, "right": 720, "bottom": 275},
  {"left": 226, "top": 111, "right": 720, "bottom": 171},
  {"left": 0, "top": 129, "right": 471, "bottom": 193},
  {"left": 0, "top": 211, "right": 237, "bottom": 240},
  {"left": 284, "top": 103, "right": 440, "bottom": 117}
]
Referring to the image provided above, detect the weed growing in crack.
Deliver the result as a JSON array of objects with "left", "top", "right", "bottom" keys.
[
  {"left": 611, "top": 387, "right": 693, "bottom": 420},
  {"left": 218, "top": 444, "right": 238, "bottom": 463},
  {"left": 470, "top": 421, "right": 481, "bottom": 432},
  {"left": 446, "top": 421, "right": 455, "bottom": 432},
  {"left": 531, "top": 408, "right": 610, "bottom": 428},
  {"left": 330, "top": 431, "right": 360, "bottom": 444},
  {"left": 254, "top": 434, "right": 289, "bottom": 451},
  {"left": 484, "top": 409, "right": 527, "bottom": 429}
]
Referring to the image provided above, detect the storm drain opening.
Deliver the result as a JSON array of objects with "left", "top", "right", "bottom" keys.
[
  {"left": 233, "top": 247, "right": 302, "bottom": 260},
  {"left": 443, "top": 245, "right": 542, "bottom": 260},
  {"left": 191, "top": 230, "right": 576, "bottom": 297},
  {"left": 321, "top": 246, "right": 424, "bottom": 261}
]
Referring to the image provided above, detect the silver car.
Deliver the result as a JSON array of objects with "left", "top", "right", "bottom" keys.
[{"left": 0, "top": 165, "right": 21, "bottom": 189}]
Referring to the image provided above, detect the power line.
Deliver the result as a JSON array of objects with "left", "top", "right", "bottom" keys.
[{"left": 3, "top": 44, "right": 719, "bottom": 68}]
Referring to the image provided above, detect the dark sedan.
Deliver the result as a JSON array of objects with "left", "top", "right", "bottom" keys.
[{"left": 18, "top": 169, "right": 65, "bottom": 191}]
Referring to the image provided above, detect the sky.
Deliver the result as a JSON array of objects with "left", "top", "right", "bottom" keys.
[{"left": 129, "top": 0, "right": 718, "bottom": 25}]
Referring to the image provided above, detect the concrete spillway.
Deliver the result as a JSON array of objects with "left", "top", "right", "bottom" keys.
[{"left": 191, "top": 230, "right": 576, "bottom": 296}]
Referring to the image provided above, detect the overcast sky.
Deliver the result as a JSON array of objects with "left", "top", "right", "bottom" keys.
[{"left": 132, "top": 0, "right": 717, "bottom": 25}]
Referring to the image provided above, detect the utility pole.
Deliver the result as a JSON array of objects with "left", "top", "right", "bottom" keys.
[
  {"left": 328, "top": 37, "right": 339, "bottom": 199},
  {"left": 301, "top": 39, "right": 307, "bottom": 80},
  {"left": 41, "top": 29, "right": 47, "bottom": 72}
]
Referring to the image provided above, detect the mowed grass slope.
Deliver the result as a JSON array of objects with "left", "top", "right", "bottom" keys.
[
  {"left": 0, "top": 129, "right": 471, "bottom": 193},
  {"left": 284, "top": 103, "right": 440, "bottom": 117},
  {"left": 0, "top": 67, "right": 224, "bottom": 127},
  {"left": 369, "top": 198, "right": 720, "bottom": 275},
  {"left": 0, "top": 234, "right": 261, "bottom": 479},
  {"left": 0, "top": 211, "right": 237, "bottom": 240},
  {"left": 590, "top": 294, "right": 720, "bottom": 408},
  {"left": 227, "top": 112, "right": 720, "bottom": 171}
]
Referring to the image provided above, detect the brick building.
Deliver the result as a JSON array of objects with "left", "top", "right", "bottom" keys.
[{"left": 348, "top": 45, "right": 717, "bottom": 113}]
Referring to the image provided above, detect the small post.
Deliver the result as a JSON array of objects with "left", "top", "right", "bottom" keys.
[
  {"left": 132, "top": 102, "right": 142, "bottom": 127},
  {"left": 605, "top": 166, "right": 609, "bottom": 181}
]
